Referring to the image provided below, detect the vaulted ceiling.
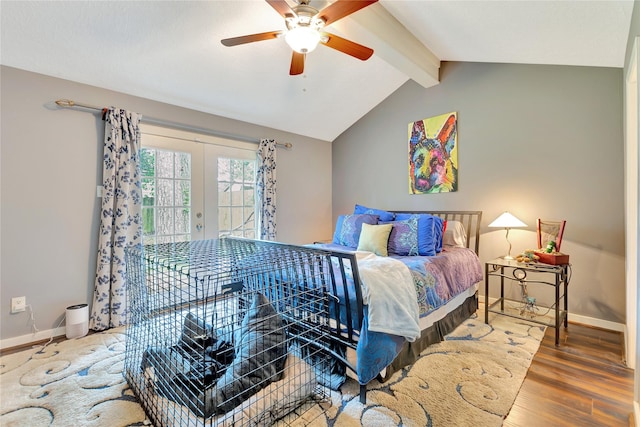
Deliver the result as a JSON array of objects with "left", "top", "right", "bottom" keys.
[{"left": 0, "top": 1, "right": 634, "bottom": 141}]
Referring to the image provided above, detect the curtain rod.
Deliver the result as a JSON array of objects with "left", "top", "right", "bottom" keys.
[{"left": 54, "top": 99, "right": 292, "bottom": 149}]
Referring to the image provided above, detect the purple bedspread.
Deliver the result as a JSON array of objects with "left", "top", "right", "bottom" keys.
[{"left": 395, "top": 246, "right": 484, "bottom": 317}]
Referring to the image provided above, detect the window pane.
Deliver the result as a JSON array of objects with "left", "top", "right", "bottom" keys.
[
  {"left": 231, "top": 207, "right": 243, "bottom": 229},
  {"left": 142, "top": 207, "right": 155, "bottom": 235},
  {"left": 231, "top": 160, "right": 243, "bottom": 182},
  {"left": 231, "top": 183, "right": 243, "bottom": 205},
  {"left": 175, "top": 208, "right": 190, "bottom": 233},
  {"left": 157, "top": 150, "right": 174, "bottom": 178},
  {"left": 157, "top": 179, "right": 173, "bottom": 206},
  {"left": 141, "top": 149, "right": 155, "bottom": 177},
  {"left": 175, "top": 152, "right": 191, "bottom": 179},
  {"left": 175, "top": 180, "right": 190, "bottom": 207},
  {"left": 218, "top": 181, "right": 230, "bottom": 205},
  {"left": 244, "top": 188, "right": 254, "bottom": 205},
  {"left": 157, "top": 208, "right": 174, "bottom": 235},
  {"left": 218, "top": 158, "right": 230, "bottom": 181},
  {"left": 218, "top": 206, "right": 231, "bottom": 232},
  {"left": 243, "top": 207, "right": 254, "bottom": 224},
  {"left": 142, "top": 178, "right": 155, "bottom": 206},
  {"left": 244, "top": 161, "right": 255, "bottom": 181}
]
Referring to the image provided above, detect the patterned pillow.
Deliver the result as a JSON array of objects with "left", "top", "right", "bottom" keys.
[
  {"left": 332, "top": 214, "right": 379, "bottom": 248},
  {"left": 395, "top": 213, "right": 437, "bottom": 256},
  {"left": 385, "top": 217, "right": 420, "bottom": 256}
]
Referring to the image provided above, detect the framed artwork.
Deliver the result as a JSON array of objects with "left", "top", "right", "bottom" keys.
[{"left": 408, "top": 112, "right": 458, "bottom": 194}]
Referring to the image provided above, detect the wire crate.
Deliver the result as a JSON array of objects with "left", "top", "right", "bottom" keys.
[{"left": 124, "top": 238, "right": 333, "bottom": 426}]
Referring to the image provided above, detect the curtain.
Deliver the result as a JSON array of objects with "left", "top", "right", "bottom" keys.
[
  {"left": 256, "top": 139, "right": 277, "bottom": 240},
  {"left": 90, "top": 108, "right": 142, "bottom": 331}
]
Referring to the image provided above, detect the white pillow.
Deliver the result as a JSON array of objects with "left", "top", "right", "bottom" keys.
[{"left": 443, "top": 220, "right": 467, "bottom": 248}]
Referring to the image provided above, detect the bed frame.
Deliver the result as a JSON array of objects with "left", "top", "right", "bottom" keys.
[{"left": 240, "top": 210, "right": 483, "bottom": 404}]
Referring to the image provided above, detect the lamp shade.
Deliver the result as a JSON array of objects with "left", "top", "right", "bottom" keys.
[{"left": 488, "top": 212, "right": 527, "bottom": 228}]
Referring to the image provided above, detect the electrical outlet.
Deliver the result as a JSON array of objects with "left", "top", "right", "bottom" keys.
[{"left": 11, "top": 296, "right": 26, "bottom": 313}]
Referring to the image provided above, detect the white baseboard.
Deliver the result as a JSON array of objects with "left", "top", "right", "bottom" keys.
[
  {"left": 569, "top": 312, "right": 625, "bottom": 332},
  {"left": 480, "top": 295, "right": 625, "bottom": 332},
  {"left": 0, "top": 326, "right": 66, "bottom": 351}
]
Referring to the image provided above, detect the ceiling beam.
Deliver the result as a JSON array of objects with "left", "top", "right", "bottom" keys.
[{"left": 333, "top": 2, "right": 441, "bottom": 89}]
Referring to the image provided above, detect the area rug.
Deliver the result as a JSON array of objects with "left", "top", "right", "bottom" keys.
[{"left": 0, "top": 312, "right": 544, "bottom": 426}]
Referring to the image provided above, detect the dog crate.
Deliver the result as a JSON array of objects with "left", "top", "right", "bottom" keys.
[{"left": 124, "top": 238, "right": 333, "bottom": 426}]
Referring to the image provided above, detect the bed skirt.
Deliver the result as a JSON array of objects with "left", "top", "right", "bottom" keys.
[{"left": 379, "top": 293, "right": 478, "bottom": 382}]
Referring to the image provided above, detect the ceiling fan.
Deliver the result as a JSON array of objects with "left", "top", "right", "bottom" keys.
[{"left": 221, "top": 0, "right": 378, "bottom": 75}]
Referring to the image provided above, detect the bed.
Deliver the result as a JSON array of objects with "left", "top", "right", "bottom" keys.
[
  {"left": 303, "top": 208, "right": 484, "bottom": 402},
  {"left": 229, "top": 208, "right": 483, "bottom": 403}
]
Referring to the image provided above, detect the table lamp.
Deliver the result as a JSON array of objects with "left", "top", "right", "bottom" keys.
[{"left": 489, "top": 212, "right": 527, "bottom": 259}]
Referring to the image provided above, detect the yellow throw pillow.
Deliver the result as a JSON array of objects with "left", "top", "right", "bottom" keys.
[{"left": 357, "top": 223, "right": 393, "bottom": 256}]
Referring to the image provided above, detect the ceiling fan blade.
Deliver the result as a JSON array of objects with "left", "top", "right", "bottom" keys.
[
  {"left": 322, "top": 32, "right": 374, "bottom": 61},
  {"left": 290, "top": 51, "right": 305, "bottom": 75},
  {"left": 266, "top": 0, "right": 296, "bottom": 19},
  {"left": 317, "top": 0, "right": 378, "bottom": 26},
  {"left": 221, "top": 31, "right": 283, "bottom": 47}
]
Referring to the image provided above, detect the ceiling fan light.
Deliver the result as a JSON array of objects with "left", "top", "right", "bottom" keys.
[{"left": 285, "top": 26, "right": 321, "bottom": 54}]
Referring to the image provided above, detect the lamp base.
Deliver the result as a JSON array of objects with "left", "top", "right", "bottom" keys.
[{"left": 503, "top": 255, "right": 515, "bottom": 260}]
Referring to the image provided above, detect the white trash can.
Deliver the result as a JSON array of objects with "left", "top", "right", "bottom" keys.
[{"left": 66, "top": 304, "right": 89, "bottom": 339}]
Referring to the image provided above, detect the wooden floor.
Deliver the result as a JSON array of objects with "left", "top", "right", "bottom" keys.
[{"left": 503, "top": 322, "right": 635, "bottom": 427}]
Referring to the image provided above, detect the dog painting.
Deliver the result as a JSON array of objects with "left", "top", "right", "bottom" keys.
[{"left": 408, "top": 112, "right": 458, "bottom": 194}]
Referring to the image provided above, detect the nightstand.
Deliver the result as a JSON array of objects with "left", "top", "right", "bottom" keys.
[{"left": 484, "top": 257, "right": 570, "bottom": 346}]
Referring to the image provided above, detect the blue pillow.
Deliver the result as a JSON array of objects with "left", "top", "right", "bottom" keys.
[
  {"left": 382, "top": 217, "right": 420, "bottom": 256},
  {"left": 332, "top": 214, "right": 379, "bottom": 248},
  {"left": 433, "top": 216, "right": 444, "bottom": 253},
  {"left": 395, "top": 213, "right": 436, "bottom": 256},
  {"left": 353, "top": 204, "right": 395, "bottom": 222}
]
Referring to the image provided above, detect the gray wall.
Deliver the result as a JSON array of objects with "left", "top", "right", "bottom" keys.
[
  {"left": 333, "top": 61, "right": 625, "bottom": 324},
  {"left": 0, "top": 66, "right": 333, "bottom": 344}
]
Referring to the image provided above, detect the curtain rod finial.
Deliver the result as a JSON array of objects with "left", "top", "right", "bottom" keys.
[{"left": 55, "top": 99, "right": 75, "bottom": 108}]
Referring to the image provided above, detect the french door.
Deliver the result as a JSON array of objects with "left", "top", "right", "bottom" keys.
[
  {"left": 203, "top": 144, "right": 257, "bottom": 240},
  {"left": 140, "top": 130, "right": 204, "bottom": 244},
  {"left": 140, "top": 125, "right": 257, "bottom": 244}
]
